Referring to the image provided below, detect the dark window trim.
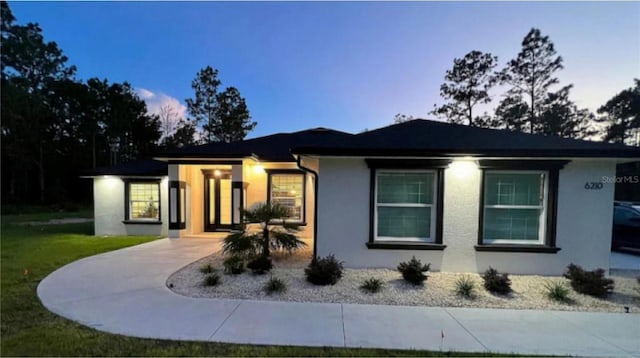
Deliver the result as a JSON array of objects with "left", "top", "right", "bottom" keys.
[
  {"left": 122, "top": 220, "right": 163, "bottom": 225},
  {"left": 367, "top": 159, "right": 447, "bottom": 247},
  {"left": 476, "top": 160, "right": 567, "bottom": 252},
  {"left": 475, "top": 244, "right": 561, "bottom": 253},
  {"left": 366, "top": 242, "right": 446, "bottom": 250},
  {"left": 167, "top": 160, "right": 243, "bottom": 165},
  {"left": 478, "top": 159, "right": 570, "bottom": 170},
  {"left": 169, "top": 181, "right": 186, "bottom": 230},
  {"left": 266, "top": 169, "right": 307, "bottom": 224},
  {"left": 124, "top": 179, "right": 161, "bottom": 223}
]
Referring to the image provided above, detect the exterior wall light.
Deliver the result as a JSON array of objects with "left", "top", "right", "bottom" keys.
[{"left": 449, "top": 159, "right": 478, "bottom": 178}]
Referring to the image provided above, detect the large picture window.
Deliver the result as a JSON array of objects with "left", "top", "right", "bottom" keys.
[
  {"left": 126, "top": 181, "right": 160, "bottom": 221},
  {"left": 375, "top": 171, "right": 436, "bottom": 242},
  {"left": 482, "top": 172, "right": 547, "bottom": 244},
  {"left": 269, "top": 173, "right": 304, "bottom": 222}
]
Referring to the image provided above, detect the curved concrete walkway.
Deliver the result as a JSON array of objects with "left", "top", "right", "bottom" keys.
[{"left": 38, "top": 238, "right": 639, "bottom": 356}]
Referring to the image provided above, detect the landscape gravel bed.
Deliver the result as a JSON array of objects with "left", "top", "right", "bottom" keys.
[{"left": 168, "top": 247, "right": 640, "bottom": 313}]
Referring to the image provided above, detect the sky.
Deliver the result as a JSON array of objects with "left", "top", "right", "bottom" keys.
[{"left": 10, "top": 1, "right": 640, "bottom": 138}]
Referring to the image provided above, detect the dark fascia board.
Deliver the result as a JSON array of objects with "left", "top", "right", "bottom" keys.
[
  {"left": 291, "top": 147, "right": 640, "bottom": 158},
  {"left": 365, "top": 158, "right": 452, "bottom": 169}
]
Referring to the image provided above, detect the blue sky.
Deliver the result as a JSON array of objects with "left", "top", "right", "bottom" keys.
[{"left": 10, "top": 1, "right": 640, "bottom": 137}]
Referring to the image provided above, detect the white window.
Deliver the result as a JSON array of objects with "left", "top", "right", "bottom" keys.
[
  {"left": 375, "top": 171, "right": 436, "bottom": 242},
  {"left": 128, "top": 182, "right": 160, "bottom": 221},
  {"left": 482, "top": 171, "right": 547, "bottom": 244},
  {"left": 270, "top": 174, "right": 304, "bottom": 222}
]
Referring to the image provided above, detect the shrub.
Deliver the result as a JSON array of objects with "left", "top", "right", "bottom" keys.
[
  {"left": 199, "top": 263, "right": 215, "bottom": 274},
  {"left": 223, "top": 255, "right": 245, "bottom": 275},
  {"left": 305, "top": 255, "right": 344, "bottom": 285},
  {"left": 544, "top": 281, "right": 571, "bottom": 302},
  {"left": 247, "top": 256, "right": 273, "bottom": 275},
  {"left": 264, "top": 276, "right": 287, "bottom": 295},
  {"left": 203, "top": 273, "right": 221, "bottom": 286},
  {"left": 360, "top": 278, "right": 383, "bottom": 293},
  {"left": 397, "top": 256, "right": 430, "bottom": 285},
  {"left": 454, "top": 275, "right": 476, "bottom": 299},
  {"left": 482, "top": 267, "right": 512, "bottom": 295},
  {"left": 563, "top": 263, "right": 614, "bottom": 298}
]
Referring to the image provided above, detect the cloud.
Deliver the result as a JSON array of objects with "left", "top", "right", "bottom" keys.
[{"left": 135, "top": 88, "right": 188, "bottom": 138}]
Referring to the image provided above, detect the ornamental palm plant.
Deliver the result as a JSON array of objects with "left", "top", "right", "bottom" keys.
[{"left": 223, "top": 202, "right": 307, "bottom": 258}]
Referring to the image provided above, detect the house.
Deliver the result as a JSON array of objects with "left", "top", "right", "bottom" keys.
[{"left": 85, "top": 120, "right": 640, "bottom": 275}]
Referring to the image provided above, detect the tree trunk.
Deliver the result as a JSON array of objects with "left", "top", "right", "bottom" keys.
[
  {"left": 92, "top": 131, "right": 96, "bottom": 169},
  {"left": 262, "top": 227, "right": 270, "bottom": 257},
  {"left": 38, "top": 142, "right": 45, "bottom": 203}
]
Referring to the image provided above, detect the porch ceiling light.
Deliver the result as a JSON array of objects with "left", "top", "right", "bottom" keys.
[
  {"left": 253, "top": 164, "right": 264, "bottom": 174},
  {"left": 214, "top": 169, "right": 221, "bottom": 177},
  {"left": 449, "top": 158, "right": 477, "bottom": 178}
]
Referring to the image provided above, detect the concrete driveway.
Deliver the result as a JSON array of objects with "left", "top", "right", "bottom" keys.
[{"left": 38, "top": 238, "right": 640, "bottom": 356}]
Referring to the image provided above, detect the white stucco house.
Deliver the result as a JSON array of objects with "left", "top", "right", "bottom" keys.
[{"left": 85, "top": 120, "right": 640, "bottom": 275}]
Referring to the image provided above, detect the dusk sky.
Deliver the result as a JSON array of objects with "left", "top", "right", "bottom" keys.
[{"left": 10, "top": 1, "right": 640, "bottom": 137}]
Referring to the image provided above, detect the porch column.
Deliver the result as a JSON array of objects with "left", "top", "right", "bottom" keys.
[{"left": 168, "top": 164, "right": 186, "bottom": 238}]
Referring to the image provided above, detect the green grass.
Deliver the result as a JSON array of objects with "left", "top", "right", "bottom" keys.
[{"left": 1, "top": 211, "right": 518, "bottom": 356}]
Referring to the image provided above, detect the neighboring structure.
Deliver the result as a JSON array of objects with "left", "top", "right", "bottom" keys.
[{"left": 86, "top": 120, "right": 640, "bottom": 274}]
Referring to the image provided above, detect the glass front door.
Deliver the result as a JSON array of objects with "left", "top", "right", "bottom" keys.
[{"left": 204, "top": 171, "right": 233, "bottom": 231}]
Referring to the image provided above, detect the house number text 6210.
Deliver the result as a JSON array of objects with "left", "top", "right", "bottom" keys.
[{"left": 584, "top": 182, "right": 603, "bottom": 190}]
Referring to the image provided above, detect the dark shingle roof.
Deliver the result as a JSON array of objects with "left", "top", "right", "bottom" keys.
[
  {"left": 160, "top": 128, "right": 354, "bottom": 161},
  {"left": 84, "top": 159, "right": 167, "bottom": 177},
  {"left": 292, "top": 119, "right": 640, "bottom": 158}
]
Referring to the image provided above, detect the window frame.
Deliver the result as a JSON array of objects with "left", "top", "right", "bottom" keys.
[
  {"left": 374, "top": 169, "right": 437, "bottom": 242},
  {"left": 366, "top": 159, "right": 447, "bottom": 250},
  {"left": 266, "top": 169, "right": 306, "bottom": 224},
  {"left": 481, "top": 170, "right": 548, "bottom": 245},
  {"left": 123, "top": 179, "right": 162, "bottom": 224},
  {"left": 475, "top": 160, "right": 568, "bottom": 253}
]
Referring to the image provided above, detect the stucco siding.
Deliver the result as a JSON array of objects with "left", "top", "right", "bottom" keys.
[
  {"left": 316, "top": 157, "right": 616, "bottom": 275},
  {"left": 94, "top": 176, "right": 168, "bottom": 237}
]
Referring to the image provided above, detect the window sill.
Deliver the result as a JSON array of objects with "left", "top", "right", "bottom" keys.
[
  {"left": 366, "top": 242, "right": 446, "bottom": 250},
  {"left": 474, "top": 244, "right": 561, "bottom": 253},
  {"left": 123, "top": 220, "right": 162, "bottom": 225}
]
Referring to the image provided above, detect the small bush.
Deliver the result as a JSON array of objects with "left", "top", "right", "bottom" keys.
[
  {"left": 482, "top": 267, "right": 512, "bottom": 295},
  {"left": 203, "top": 273, "right": 221, "bottom": 286},
  {"left": 264, "top": 277, "right": 287, "bottom": 294},
  {"left": 397, "top": 256, "right": 430, "bottom": 285},
  {"left": 454, "top": 275, "right": 476, "bottom": 299},
  {"left": 199, "top": 263, "right": 215, "bottom": 274},
  {"left": 563, "top": 263, "right": 614, "bottom": 298},
  {"left": 305, "top": 255, "right": 343, "bottom": 285},
  {"left": 223, "top": 255, "right": 245, "bottom": 275},
  {"left": 247, "top": 256, "right": 273, "bottom": 275},
  {"left": 544, "top": 281, "right": 571, "bottom": 302},
  {"left": 360, "top": 278, "right": 383, "bottom": 293}
]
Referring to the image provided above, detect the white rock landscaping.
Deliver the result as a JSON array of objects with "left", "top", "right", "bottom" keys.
[{"left": 168, "top": 247, "right": 640, "bottom": 313}]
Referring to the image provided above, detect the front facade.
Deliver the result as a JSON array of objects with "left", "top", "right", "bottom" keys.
[{"left": 88, "top": 120, "right": 640, "bottom": 275}]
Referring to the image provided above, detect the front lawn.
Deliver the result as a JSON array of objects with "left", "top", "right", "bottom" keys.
[{"left": 0, "top": 211, "right": 509, "bottom": 357}]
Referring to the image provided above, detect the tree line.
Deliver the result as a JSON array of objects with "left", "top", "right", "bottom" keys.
[
  {"left": 1, "top": 2, "right": 255, "bottom": 206},
  {"left": 401, "top": 28, "right": 638, "bottom": 144}
]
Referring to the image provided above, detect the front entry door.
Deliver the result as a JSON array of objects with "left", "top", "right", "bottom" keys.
[{"left": 204, "top": 171, "right": 233, "bottom": 231}]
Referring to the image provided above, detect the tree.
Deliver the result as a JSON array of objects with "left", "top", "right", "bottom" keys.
[
  {"left": 538, "top": 85, "right": 596, "bottom": 139},
  {"left": 1, "top": 1, "right": 76, "bottom": 202},
  {"left": 222, "top": 202, "right": 307, "bottom": 259},
  {"left": 431, "top": 50, "right": 498, "bottom": 126},
  {"left": 212, "top": 87, "right": 256, "bottom": 142},
  {"left": 161, "top": 119, "right": 197, "bottom": 149},
  {"left": 393, "top": 113, "right": 414, "bottom": 124},
  {"left": 185, "top": 66, "right": 256, "bottom": 143},
  {"left": 596, "top": 79, "right": 640, "bottom": 145},
  {"left": 158, "top": 104, "right": 178, "bottom": 141},
  {"left": 497, "top": 28, "right": 563, "bottom": 133},
  {"left": 185, "top": 66, "right": 221, "bottom": 143},
  {"left": 492, "top": 95, "right": 529, "bottom": 131}
]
